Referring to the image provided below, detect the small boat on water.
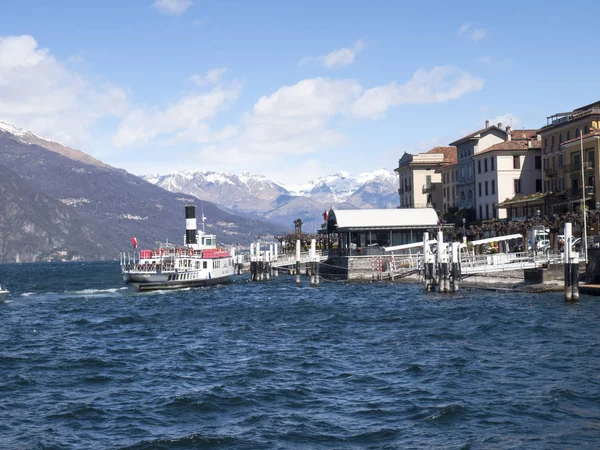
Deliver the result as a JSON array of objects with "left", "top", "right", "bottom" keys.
[
  {"left": 0, "top": 284, "right": 8, "bottom": 302},
  {"left": 120, "top": 206, "right": 235, "bottom": 291}
]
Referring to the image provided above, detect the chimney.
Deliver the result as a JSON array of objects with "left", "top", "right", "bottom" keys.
[
  {"left": 497, "top": 122, "right": 502, "bottom": 128},
  {"left": 506, "top": 125, "right": 511, "bottom": 141},
  {"left": 185, "top": 205, "right": 197, "bottom": 245},
  {"left": 485, "top": 120, "right": 489, "bottom": 128}
]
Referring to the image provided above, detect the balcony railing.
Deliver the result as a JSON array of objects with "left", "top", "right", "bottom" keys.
[
  {"left": 563, "top": 160, "right": 594, "bottom": 173},
  {"left": 544, "top": 167, "right": 557, "bottom": 177},
  {"left": 422, "top": 184, "right": 436, "bottom": 194}
]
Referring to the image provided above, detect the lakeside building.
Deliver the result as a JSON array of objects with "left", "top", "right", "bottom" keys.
[
  {"left": 472, "top": 129, "right": 542, "bottom": 220},
  {"left": 539, "top": 100, "right": 600, "bottom": 214},
  {"left": 320, "top": 207, "right": 439, "bottom": 280},
  {"left": 450, "top": 122, "right": 508, "bottom": 219},
  {"left": 395, "top": 146, "right": 457, "bottom": 210},
  {"left": 324, "top": 207, "right": 439, "bottom": 251},
  {"left": 439, "top": 159, "right": 458, "bottom": 217}
]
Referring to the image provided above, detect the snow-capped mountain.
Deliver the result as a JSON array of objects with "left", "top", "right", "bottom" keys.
[
  {"left": 144, "top": 169, "right": 399, "bottom": 227},
  {"left": 0, "top": 120, "right": 109, "bottom": 168}
]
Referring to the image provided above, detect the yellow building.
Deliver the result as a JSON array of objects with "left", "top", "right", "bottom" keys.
[{"left": 539, "top": 100, "right": 600, "bottom": 214}]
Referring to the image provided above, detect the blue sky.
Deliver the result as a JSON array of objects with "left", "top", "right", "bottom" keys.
[{"left": 1, "top": 0, "right": 599, "bottom": 184}]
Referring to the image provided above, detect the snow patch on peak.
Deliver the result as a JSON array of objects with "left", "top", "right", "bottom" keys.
[
  {"left": 0, "top": 120, "right": 66, "bottom": 147},
  {"left": 0, "top": 120, "right": 27, "bottom": 137}
]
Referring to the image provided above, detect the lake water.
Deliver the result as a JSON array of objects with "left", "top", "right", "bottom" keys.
[{"left": 1, "top": 261, "right": 599, "bottom": 449}]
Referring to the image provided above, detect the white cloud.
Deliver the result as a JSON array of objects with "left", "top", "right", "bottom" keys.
[
  {"left": 352, "top": 66, "right": 484, "bottom": 119},
  {"left": 300, "top": 40, "right": 365, "bottom": 69},
  {"left": 113, "top": 82, "right": 241, "bottom": 148},
  {"left": 151, "top": 0, "right": 192, "bottom": 16},
  {"left": 470, "top": 28, "right": 487, "bottom": 41},
  {"left": 0, "top": 34, "right": 128, "bottom": 147},
  {"left": 458, "top": 23, "right": 471, "bottom": 36},
  {"left": 478, "top": 56, "right": 492, "bottom": 64},
  {"left": 491, "top": 113, "right": 522, "bottom": 129},
  {"left": 191, "top": 66, "right": 483, "bottom": 168},
  {"left": 189, "top": 67, "right": 227, "bottom": 86},
  {"left": 458, "top": 23, "right": 487, "bottom": 41}
]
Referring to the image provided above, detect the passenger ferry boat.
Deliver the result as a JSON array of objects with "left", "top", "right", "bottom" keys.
[{"left": 121, "top": 206, "right": 235, "bottom": 291}]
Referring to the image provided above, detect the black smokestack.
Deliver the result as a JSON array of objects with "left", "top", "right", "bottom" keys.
[{"left": 185, "top": 206, "right": 197, "bottom": 245}]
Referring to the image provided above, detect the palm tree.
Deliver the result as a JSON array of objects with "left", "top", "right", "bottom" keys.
[{"left": 293, "top": 218, "right": 303, "bottom": 234}]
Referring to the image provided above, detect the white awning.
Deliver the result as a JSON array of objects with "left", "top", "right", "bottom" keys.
[{"left": 333, "top": 208, "right": 439, "bottom": 230}]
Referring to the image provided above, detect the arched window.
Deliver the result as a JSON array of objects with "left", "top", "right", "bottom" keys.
[
  {"left": 559, "top": 133, "right": 563, "bottom": 144},
  {"left": 567, "top": 130, "right": 571, "bottom": 141},
  {"left": 576, "top": 128, "right": 581, "bottom": 138},
  {"left": 584, "top": 125, "right": 590, "bottom": 135},
  {"left": 551, "top": 136, "right": 555, "bottom": 152}
]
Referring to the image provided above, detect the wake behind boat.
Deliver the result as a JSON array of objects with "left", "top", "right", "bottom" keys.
[{"left": 120, "top": 206, "right": 235, "bottom": 291}]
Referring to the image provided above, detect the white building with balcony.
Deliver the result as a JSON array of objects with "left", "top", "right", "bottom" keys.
[{"left": 473, "top": 129, "right": 542, "bottom": 220}]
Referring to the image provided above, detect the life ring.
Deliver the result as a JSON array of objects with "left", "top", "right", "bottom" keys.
[{"left": 188, "top": 249, "right": 194, "bottom": 256}]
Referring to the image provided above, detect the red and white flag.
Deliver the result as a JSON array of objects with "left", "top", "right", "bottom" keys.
[{"left": 131, "top": 237, "right": 138, "bottom": 249}]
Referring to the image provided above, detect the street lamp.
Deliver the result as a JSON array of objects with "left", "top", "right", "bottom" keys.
[
  {"left": 462, "top": 217, "right": 466, "bottom": 243},
  {"left": 581, "top": 130, "right": 588, "bottom": 262}
]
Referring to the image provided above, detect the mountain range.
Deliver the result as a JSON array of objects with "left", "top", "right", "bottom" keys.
[
  {"left": 143, "top": 169, "right": 399, "bottom": 228},
  {"left": 0, "top": 121, "right": 285, "bottom": 262}
]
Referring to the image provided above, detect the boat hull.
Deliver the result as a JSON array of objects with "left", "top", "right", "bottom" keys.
[
  {"left": 0, "top": 290, "right": 8, "bottom": 302},
  {"left": 123, "top": 269, "right": 233, "bottom": 292}
]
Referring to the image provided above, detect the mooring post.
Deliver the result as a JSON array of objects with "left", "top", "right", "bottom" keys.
[
  {"left": 310, "top": 238, "right": 318, "bottom": 286},
  {"left": 265, "top": 251, "right": 271, "bottom": 281},
  {"left": 423, "top": 232, "right": 430, "bottom": 291},
  {"left": 564, "top": 223, "right": 572, "bottom": 302},
  {"left": 296, "top": 239, "right": 301, "bottom": 285},
  {"left": 451, "top": 242, "right": 460, "bottom": 292},
  {"left": 572, "top": 253, "right": 580, "bottom": 301}
]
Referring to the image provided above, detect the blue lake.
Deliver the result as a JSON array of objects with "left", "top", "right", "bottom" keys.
[{"left": 1, "top": 261, "right": 599, "bottom": 449}]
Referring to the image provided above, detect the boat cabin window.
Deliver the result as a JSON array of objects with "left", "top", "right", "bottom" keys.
[{"left": 203, "top": 261, "right": 208, "bottom": 269}]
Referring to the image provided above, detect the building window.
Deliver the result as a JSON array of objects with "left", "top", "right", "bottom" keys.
[
  {"left": 544, "top": 138, "right": 548, "bottom": 154},
  {"left": 559, "top": 133, "right": 563, "bottom": 144},
  {"left": 585, "top": 125, "right": 590, "bottom": 135},
  {"left": 567, "top": 130, "right": 571, "bottom": 141},
  {"left": 576, "top": 128, "right": 581, "bottom": 138},
  {"left": 468, "top": 190, "right": 473, "bottom": 201},
  {"left": 535, "top": 155, "right": 541, "bottom": 170},
  {"left": 478, "top": 160, "right": 481, "bottom": 173},
  {"left": 551, "top": 136, "right": 555, "bottom": 153},
  {"left": 484, "top": 159, "right": 488, "bottom": 172},
  {"left": 544, "top": 179, "right": 549, "bottom": 192},
  {"left": 485, "top": 204, "right": 489, "bottom": 219},
  {"left": 478, "top": 182, "right": 482, "bottom": 196},
  {"left": 559, "top": 177, "right": 564, "bottom": 192},
  {"left": 543, "top": 158, "right": 549, "bottom": 170},
  {"left": 491, "top": 157, "right": 495, "bottom": 171},
  {"left": 513, "top": 155, "right": 521, "bottom": 169},
  {"left": 514, "top": 179, "right": 521, "bottom": 194},
  {"left": 492, "top": 179, "right": 496, "bottom": 195},
  {"left": 558, "top": 154, "right": 563, "bottom": 168},
  {"left": 492, "top": 206, "right": 497, "bottom": 219},
  {"left": 461, "top": 191, "right": 465, "bottom": 202},
  {"left": 485, "top": 181, "right": 489, "bottom": 196},
  {"left": 479, "top": 205, "right": 482, "bottom": 219},
  {"left": 536, "top": 179, "right": 542, "bottom": 192}
]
